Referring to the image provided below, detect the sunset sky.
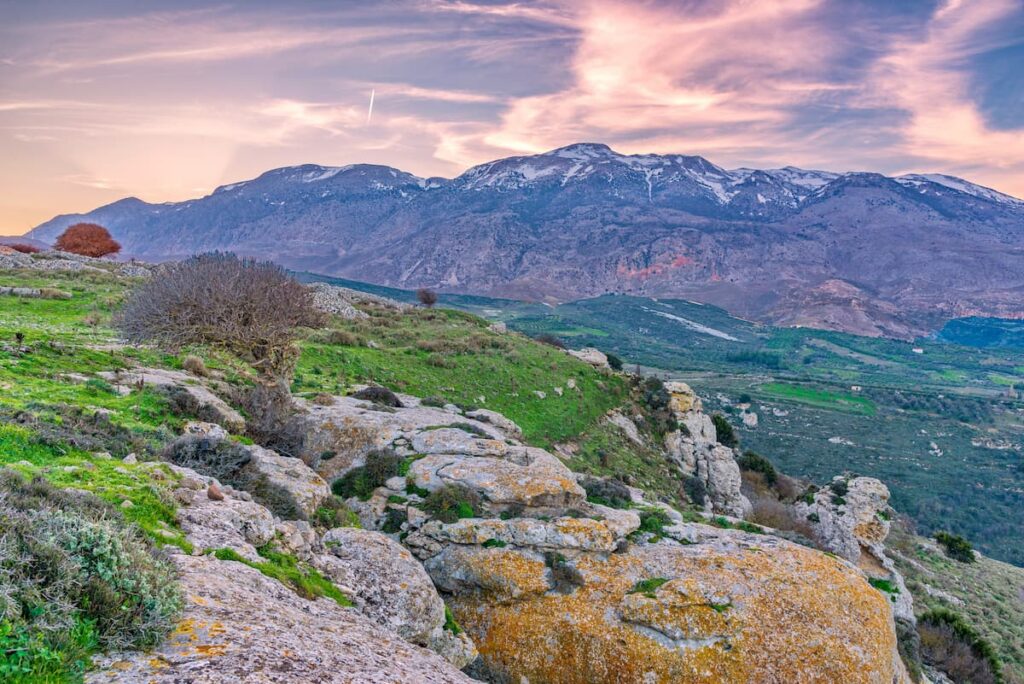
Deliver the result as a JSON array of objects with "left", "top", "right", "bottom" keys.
[{"left": 1, "top": 0, "right": 1022, "bottom": 235}]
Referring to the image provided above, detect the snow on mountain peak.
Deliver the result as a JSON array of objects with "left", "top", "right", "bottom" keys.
[{"left": 895, "top": 173, "right": 1023, "bottom": 206}]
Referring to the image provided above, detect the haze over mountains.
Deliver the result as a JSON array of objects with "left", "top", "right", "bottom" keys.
[{"left": 27, "top": 143, "right": 1024, "bottom": 339}]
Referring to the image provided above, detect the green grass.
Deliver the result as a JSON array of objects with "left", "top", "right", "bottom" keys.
[
  {"left": 868, "top": 578, "right": 900, "bottom": 595},
  {"left": 296, "top": 305, "right": 628, "bottom": 447},
  {"left": 212, "top": 547, "right": 352, "bottom": 608},
  {"left": 628, "top": 577, "right": 670, "bottom": 598},
  {"left": 0, "top": 616, "right": 99, "bottom": 683},
  {"left": 0, "top": 424, "right": 190, "bottom": 551},
  {"left": 759, "top": 382, "right": 877, "bottom": 415}
]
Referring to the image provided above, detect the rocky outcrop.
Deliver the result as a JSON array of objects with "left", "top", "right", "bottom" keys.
[
  {"left": 87, "top": 553, "right": 474, "bottom": 683},
  {"left": 797, "top": 475, "right": 914, "bottom": 622},
  {"left": 237, "top": 444, "right": 330, "bottom": 520},
  {"left": 663, "top": 382, "right": 749, "bottom": 517},
  {"left": 314, "top": 528, "right": 476, "bottom": 668},
  {"left": 566, "top": 347, "right": 610, "bottom": 369},
  {"left": 99, "top": 367, "right": 245, "bottom": 433}
]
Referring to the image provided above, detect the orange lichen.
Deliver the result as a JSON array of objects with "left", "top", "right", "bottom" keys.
[{"left": 451, "top": 542, "right": 904, "bottom": 684}]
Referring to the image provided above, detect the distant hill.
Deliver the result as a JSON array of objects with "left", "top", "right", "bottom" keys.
[
  {"left": 936, "top": 317, "right": 1024, "bottom": 350},
  {"left": 27, "top": 143, "right": 1024, "bottom": 339}
]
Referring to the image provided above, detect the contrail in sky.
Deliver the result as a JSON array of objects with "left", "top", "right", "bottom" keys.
[{"left": 367, "top": 88, "right": 375, "bottom": 123}]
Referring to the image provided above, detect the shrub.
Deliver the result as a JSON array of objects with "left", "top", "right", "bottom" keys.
[
  {"left": 581, "top": 476, "right": 632, "bottom": 509},
  {"left": 918, "top": 609, "right": 1001, "bottom": 684},
  {"left": 324, "top": 329, "right": 359, "bottom": 346},
  {"left": 181, "top": 355, "right": 208, "bottom": 377},
  {"left": 116, "top": 252, "right": 324, "bottom": 382},
  {"left": 711, "top": 414, "right": 738, "bottom": 448},
  {"left": 160, "top": 435, "right": 252, "bottom": 486},
  {"left": 331, "top": 449, "right": 402, "bottom": 501},
  {"left": 423, "top": 484, "right": 481, "bottom": 523},
  {"left": 638, "top": 508, "right": 672, "bottom": 534},
  {"left": 8, "top": 243, "right": 40, "bottom": 254},
  {"left": 0, "top": 470, "right": 180, "bottom": 680},
  {"left": 606, "top": 352, "right": 624, "bottom": 371},
  {"left": 312, "top": 497, "right": 360, "bottom": 530},
  {"left": 54, "top": 223, "right": 121, "bottom": 258},
  {"left": 934, "top": 531, "right": 976, "bottom": 563},
  {"left": 351, "top": 385, "right": 403, "bottom": 407},
  {"left": 682, "top": 475, "right": 707, "bottom": 507},
  {"left": 639, "top": 376, "right": 678, "bottom": 434},
  {"left": 829, "top": 478, "right": 849, "bottom": 497},
  {"left": 534, "top": 333, "right": 565, "bottom": 349},
  {"left": 421, "top": 395, "right": 447, "bottom": 408},
  {"left": 416, "top": 288, "right": 438, "bottom": 308},
  {"left": 738, "top": 450, "right": 777, "bottom": 485}
]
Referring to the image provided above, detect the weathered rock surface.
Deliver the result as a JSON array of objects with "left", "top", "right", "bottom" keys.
[
  {"left": 797, "top": 476, "right": 914, "bottom": 621},
  {"left": 315, "top": 527, "right": 476, "bottom": 668},
  {"left": 433, "top": 532, "right": 908, "bottom": 684},
  {"left": 297, "top": 396, "right": 508, "bottom": 481},
  {"left": 87, "top": 554, "right": 474, "bottom": 683},
  {"left": 238, "top": 444, "right": 330, "bottom": 520},
  {"left": 99, "top": 367, "right": 245, "bottom": 432},
  {"left": 307, "top": 282, "right": 370, "bottom": 319},
  {"left": 566, "top": 347, "right": 609, "bottom": 369},
  {"left": 663, "top": 382, "right": 749, "bottom": 517}
]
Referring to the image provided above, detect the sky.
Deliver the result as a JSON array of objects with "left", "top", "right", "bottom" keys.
[{"left": 1, "top": 0, "right": 1022, "bottom": 235}]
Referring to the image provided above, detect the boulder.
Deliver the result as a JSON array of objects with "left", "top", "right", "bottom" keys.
[
  {"left": 433, "top": 532, "right": 909, "bottom": 684},
  {"left": 87, "top": 554, "right": 474, "bottom": 683},
  {"left": 314, "top": 528, "right": 477, "bottom": 667},
  {"left": 238, "top": 444, "right": 330, "bottom": 520},
  {"left": 566, "top": 347, "right": 609, "bottom": 369},
  {"left": 464, "top": 408, "right": 522, "bottom": 440}
]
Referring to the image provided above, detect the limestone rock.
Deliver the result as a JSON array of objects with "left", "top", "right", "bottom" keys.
[
  {"left": 296, "top": 395, "right": 506, "bottom": 481},
  {"left": 314, "top": 528, "right": 477, "bottom": 667},
  {"left": 238, "top": 444, "right": 330, "bottom": 520},
  {"left": 87, "top": 554, "right": 474, "bottom": 683},
  {"left": 464, "top": 408, "right": 523, "bottom": 440},
  {"left": 439, "top": 532, "right": 909, "bottom": 684},
  {"left": 408, "top": 449, "right": 585, "bottom": 514},
  {"left": 307, "top": 282, "right": 371, "bottom": 319},
  {"left": 99, "top": 368, "right": 244, "bottom": 433},
  {"left": 566, "top": 347, "right": 609, "bottom": 369}
]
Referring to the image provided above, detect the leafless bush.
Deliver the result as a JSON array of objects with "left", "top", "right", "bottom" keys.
[
  {"left": 8, "top": 242, "right": 40, "bottom": 254},
  {"left": 918, "top": 611, "right": 1001, "bottom": 684},
  {"left": 116, "top": 252, "right": 325, "bottom": 382},
  {"left": 416, "top": 288, "right": 438, "bottom": 308}
]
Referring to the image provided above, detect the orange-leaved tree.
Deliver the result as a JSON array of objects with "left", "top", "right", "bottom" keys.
[{"left": 54, "top": 223, "right": 121, "bottom": 258}]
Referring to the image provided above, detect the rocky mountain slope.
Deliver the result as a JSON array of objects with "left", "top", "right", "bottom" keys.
[
  {"left": 26, "top": 143, "right": 1024, "bottom": 338},
  {"left": 2, "top": 253, "right": 1018, "bottom": 683}
]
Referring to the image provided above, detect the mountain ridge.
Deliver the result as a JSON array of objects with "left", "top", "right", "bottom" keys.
[{"left": 26, "top": 143, "right": 1024, "bottom": 339}]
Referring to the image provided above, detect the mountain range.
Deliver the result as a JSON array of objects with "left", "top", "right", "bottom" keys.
[{"left": 26, "top": 143, "right": 1024, "bottom": 338}]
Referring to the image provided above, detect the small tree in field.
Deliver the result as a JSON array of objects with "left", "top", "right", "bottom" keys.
[
  {"left": 116, "top": 252, "right": 324, "bottom": 384},
  {"left": 417, "top": 288, "right": 438, "bottom": 308},
  {"left": 55, "top": 223, "right": 121, "bottom": 257}
]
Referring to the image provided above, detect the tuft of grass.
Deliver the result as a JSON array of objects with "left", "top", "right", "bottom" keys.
[
  {"left": 482, "top": 538, "right": 507, "bottom": 549},
  {"left": 628, "top": 577, "right": 670, "bottom": 598},
  {"left": 868, "top": 577, "right": 900, "bottom": 595},
  {"left": 212, "top": 546, "right": 352, "bottom": 608}
]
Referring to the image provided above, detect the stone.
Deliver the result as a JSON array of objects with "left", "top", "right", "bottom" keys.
[
  {"left": 87, "top": 554, "right": 474, "bottom": 683},
  {"left": 408, "top": 449, "right": 585, "bottom": 514},
  {"left": 567, "top": 347, "right": 609, "bottom": 369},
  {"left": 741, "top": 411, "right": 758, "bottom": 428},
  {"left": 464, "top": 408, "right": 523, "bottom": 440},
  {"left": 122, "top": 453, "right": 138, "bottom": 464},
  {"left": 314, "top": 528, "right": 477, "bottom": 667},
  {"left": 207, "top": 483, "right": 224, "bottom": 501},
  {"left": 436, "top": 531, "right": 909, "bottom": 684},
  {"left": 238, "top": 444, "right": 330, "bottom": 520},
  {"left": 184, "top": 421, "right": 229, "bottom": 441},
  {"left": 98, "top": 368, "right": 244, "bottom": 433},
  {"left": 488, "top": 321, "right": 507, "bottom": 334},
  {"left": 296, "top": 395, "right": 506, "bottom": 482},
  {"left": 605, "top": 410, "right": 644, "bottom": 446}
]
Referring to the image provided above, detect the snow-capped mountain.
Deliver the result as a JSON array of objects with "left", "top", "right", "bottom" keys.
[{"left": 26, "top": 143, "right": 1024, "bottom": 338}]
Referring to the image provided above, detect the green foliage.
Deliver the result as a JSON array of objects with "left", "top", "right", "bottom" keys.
[
  {"left": 482, "top": 538, "right": 507, "bottom": 549},
  {"left": 606, "top": 352, "right": 624, "bottom": 371},
  {"left": 213, "top": 546, "right": 352, "bottom": 608},
  {"left": 443, "top": 605, "right": 462, "bottom": 635},
  {"left": 637, "top": 508, "right": 671, "bottom": 535},
  {"left": 313, "top": 497, "right": 361, "bottom": 530},
  {"left": 628, "top": 577, "right": 669, "bottom": 598},
  {"left": 423, "top": 484, "right": 481, "bottom": 523},
  {"left": 683, "top": 475, "right": 707, "bottom": 506},
  {"left": 638, "top": 376, "right": 678, "bottom": 435},
  {"left": 0, "top": 469, "right": 180, "bottom": 681},
  {"left": 935, "top": 531, "right": 976, "bottom": 563},
  {"left": 737, "top": 450, "right": 777, "bottom": 485},
  {"left": 581, "top": 476, "right": 632, "bottom": 509},
  {"left": 919, "top": 609, "right": 1003, "bottom": 684},
  {"left": 332, "top": 449, "right": 402, "bottom": 501},
  {"left": 711, "top": 414, "right": 738, "bottom": 448},
  {"left": 869, "top": 578, "right": 900, "bottom": 594}
]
